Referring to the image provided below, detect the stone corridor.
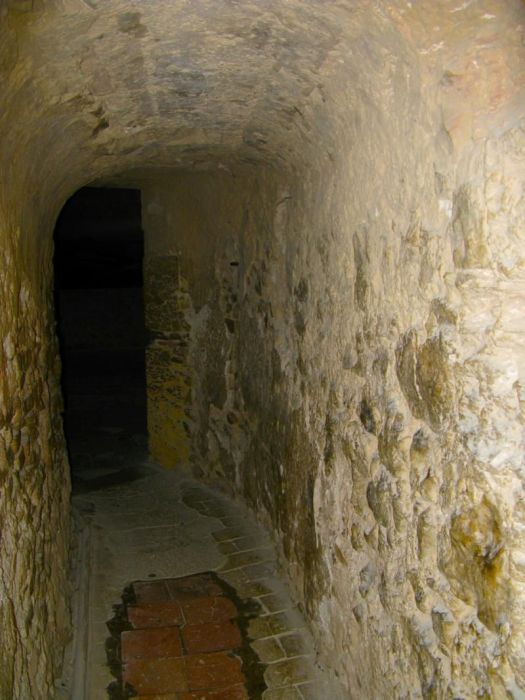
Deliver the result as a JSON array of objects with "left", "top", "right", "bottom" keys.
[{"left": 1, "top": 1, "right": 524, "bottom": 698}]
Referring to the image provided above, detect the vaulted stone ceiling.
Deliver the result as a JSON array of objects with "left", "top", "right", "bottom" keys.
[
  {"left": 2, "top": 0, "right": 522, "bottom": 195},
  {"left": 3, "top": 0, "right": 359, "bottom": 179}
]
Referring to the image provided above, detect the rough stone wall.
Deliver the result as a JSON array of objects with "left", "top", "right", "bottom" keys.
[
  {"left": 141, "top": 172, "right": 269, "bottom": 473},
  {"left": 144, "top": 251, "right": 193, "bottom": 468},
  {"left": 141, "top": 116, "right": 524, "bottom": 697},
  {"left": 278, "top": 120, "right": 525, "bottom": 698},
  {"left": 150, "top": 27, "right": 525, "bottom": 700},
  {"left": 0, "top": 201, "right": 71, "bottom": 699}
]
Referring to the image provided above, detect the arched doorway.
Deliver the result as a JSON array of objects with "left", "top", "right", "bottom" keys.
[{"left": 54, "top": 186, "right": 147, "bottom": 491}]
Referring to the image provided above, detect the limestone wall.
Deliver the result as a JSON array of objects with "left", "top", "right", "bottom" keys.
[
  {"left": 258, "top": 126, "right": 524, "bottom": 698},
  {"left": 0, "top": 0, "right": 523, "bottom": 697},
  {"left": 141, "top": 120, "right": 524, "bottom": 696},
  {"left": 142, "top": 30, "right": 525, "bottom": 700},
  {"left": 0, "top": 201, "right": 71, "bottom": 698}
]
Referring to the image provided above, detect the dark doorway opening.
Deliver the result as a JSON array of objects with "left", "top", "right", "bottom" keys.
[{"left": 54, "top": 187, "right": 148, "bottom": 492}]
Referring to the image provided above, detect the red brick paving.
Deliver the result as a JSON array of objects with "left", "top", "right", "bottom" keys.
[
  {"left": 118, "top": 573, "right": 250, "bottom": 698},
  {"left": 133, "top": 580, "right": 171, "bottom": 604},
  {"left": 135, "top": 688, "right": 248, "bottom": 700},
  {"left": 183, "top": 620, "right": 242, "bottom": 654},
  {"left": 127, "top": 601, "right": 184, "bottom": 629},
  {"left": 166, "top": 573, "right": 224, "bottom": 599},
  {"left": 180, "top": 596, "right": 237, "bottom": 625},
  {"left": 122, "top": 627, "right": 183, "bottom": 660},
  {"left": 123, "top": 656, "right": 187, "bottom": 695},
  {"left": 185, "top": 652, "right": 245, "bottom": 689},
  {"left": 179, "top": 683, "right": 249, "bottom": 699}
]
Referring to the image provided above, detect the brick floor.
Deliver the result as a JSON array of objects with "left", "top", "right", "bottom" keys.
[
  {"left": 180, "top": 596, "right": 237, "bottom": 625},
  {"left": 134, "top": 689, "right": 248, "bottom": 700},
  {"left": 114, "top": 572, "right": 256, "bottom": 698},
  {"left": 185, "top": 652, "right": 245, "bottom": 689},
  {"left": 127, "top": 601, "right": 184, "bottom": 629},
  {"left": 166, "top": 573, "right": 224, "bottom": 599},
  {"left": 121, "top": 627, "right": 183, "bottom": 660},
  {"left": 183, "top": 620, "right": 242, "bottom": 654}
]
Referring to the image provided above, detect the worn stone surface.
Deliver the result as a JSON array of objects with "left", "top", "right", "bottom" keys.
[
  {"left": 0, "top": 203, "right": 71, "bottom": 699},
  {"left": 0, "top": 0, "right": 524, "bottom": 698},
  {"left": 68, "top": 455, "right": 329, "bottom": 699},
  {"left": 146, "top": 151, "right": 524, "bottom": 697}
]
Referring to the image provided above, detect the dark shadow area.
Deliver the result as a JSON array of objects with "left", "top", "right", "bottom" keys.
[{"left": 54, "top": 187, "right": 148, "bottom": 492}]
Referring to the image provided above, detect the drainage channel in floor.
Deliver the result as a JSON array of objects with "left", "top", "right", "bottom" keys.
[{"left": 106, "top": 571, "right": 265, "bottom": 699}]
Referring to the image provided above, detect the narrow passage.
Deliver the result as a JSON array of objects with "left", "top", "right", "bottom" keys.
[{"left": 54, "top": 188, "right": 332, "bottom": 699}]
